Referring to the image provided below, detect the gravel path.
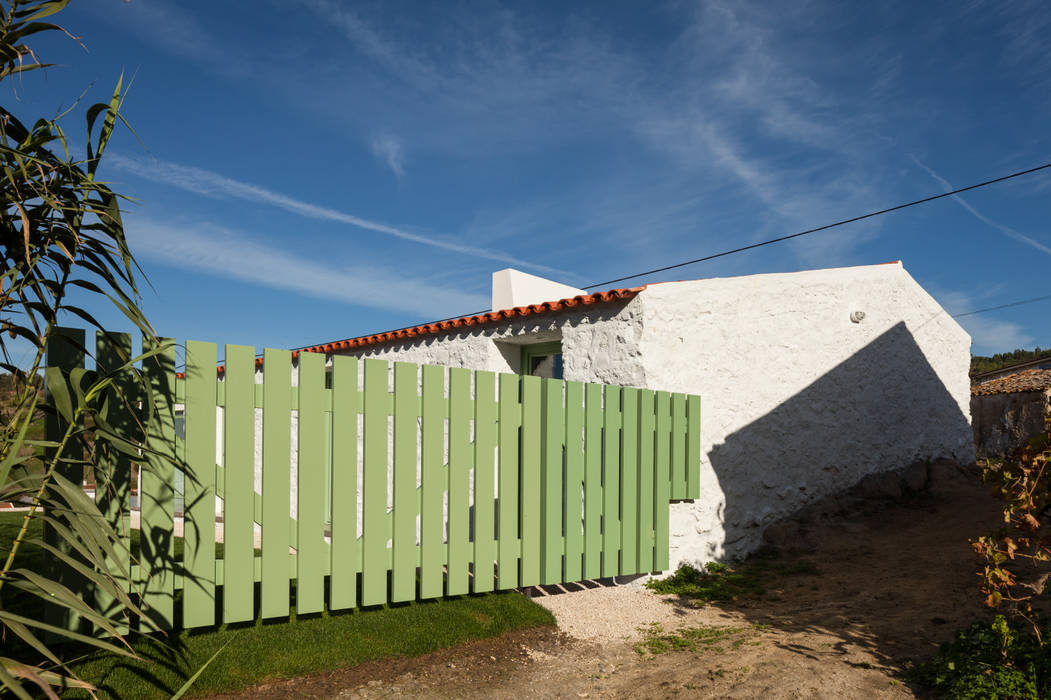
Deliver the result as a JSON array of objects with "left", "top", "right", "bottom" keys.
[{"left": 527, "top": 581, "right": 681, "bottom": 644}]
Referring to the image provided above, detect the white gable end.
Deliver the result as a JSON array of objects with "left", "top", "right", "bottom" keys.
[{"left": 491, "top": 268, "right": 585, "bottom": 311}]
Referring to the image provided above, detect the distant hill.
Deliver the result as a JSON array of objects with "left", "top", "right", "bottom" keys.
[{"left": 971, "top": 347, "right": 1051, "bottom": 376}]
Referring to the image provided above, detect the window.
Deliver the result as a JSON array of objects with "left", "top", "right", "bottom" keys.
[{"left": 521, "top": 341, "right": 563, "bottom": 380}]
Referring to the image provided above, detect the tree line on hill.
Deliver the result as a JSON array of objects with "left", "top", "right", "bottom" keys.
[{"left": 970, "top": 347, "right": 1051, "bottom": 376}]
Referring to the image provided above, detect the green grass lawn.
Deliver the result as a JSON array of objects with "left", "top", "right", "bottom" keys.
[{"left": 0, "top": 512, "right": 556, "bottom": 698}]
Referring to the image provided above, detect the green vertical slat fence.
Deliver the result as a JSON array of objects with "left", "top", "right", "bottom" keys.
[
  {"left": 686, "top": 395, "right": 701, "bottom": 499},
  {"left": 637, "top": 389, "right": 656, "bottom": 573},
  {"left": 601, "top": 386, "right": 621, "bottom": 578},
  {"left": 94, "top": 331, "right": 134, "bottom": 635},
  {"left": 473, "top": 371, "right": 497, "bottom": 593},
  {"left": 620, "top": 387, "right": 639, "bottom": 575},
  {"left": 563, "top": 381, "right": 584, "bottom": 583},
  {"left": 582, "top": 382, "right": 603, "bottom": 580},
  {"left": 43, "top": 327, "right": 85, "bottom": 633},
  {"left": 329, "top": 355, "right": 359, "bottom": 610},
  {"left": 496, "top": 373, "right": 519, "bottom": 590},
  {"left": 420, "top": 365, "right": 445, "bottom": 598},
  {"left": 654, "top": 391, "right": 672, "bottom": 572},
  {"left": 392, "top": 362, "right": 418, "bottom": 602},
  {"left": 362, "top": 359, "right": 388, "bottom": 606},
  {"left": 260, "top": 348, "right": 291, "bottom": 619},
  {"left": 45, "top": 329, "right": 703, "bottom": 632},
  {"left": 540, "top": 378, "right": 563, "bottom": 585},
  {"left": 222, "top": 344, "right": 255, "bottom": 624},
  {"left": 297, "top": 352, "right": 326, "bottom": 614},
  {"left": 519, "top": 375, "right": 541, "bottom": 587},
  {"left": 671, "top": 394, "right": 688, "bottom": 501},
  {"left": 141, "top": 335, "right": 176, "bottom": 629},
  {"left": 183, "top": 340, "right": 218, "bottom": 628},
  {"left": 447, "top": 367, "right": 472, "bottom": 596}
]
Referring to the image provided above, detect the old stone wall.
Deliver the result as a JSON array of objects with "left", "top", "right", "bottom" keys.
[{"left": 971, "top": 390, "right": 1051, "bottom": 459}]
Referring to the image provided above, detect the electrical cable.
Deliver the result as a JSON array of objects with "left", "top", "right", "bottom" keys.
[
  {"left": 284, "top": 159, "right": 1051, "bottom": 353},
  {"left": 952, "top": 293, "right": 1051, "bottom": 318}
]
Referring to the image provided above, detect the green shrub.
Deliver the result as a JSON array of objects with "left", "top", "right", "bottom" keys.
[{"left": 911, "top": 616, "right": 1051, "bottom": 699}]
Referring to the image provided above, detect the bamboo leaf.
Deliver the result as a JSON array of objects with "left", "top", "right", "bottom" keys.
[
  {"left": 16, "top": 1, "right": 72, "bottom": 23},
  {"left": 0, "top": 661, "right": 37, "bottom": 700},
  {"left": 0, "top": 611, "right": 137, "bottom": 658},
  {"left": 1, "top": 658, "right": 92, "bottom": 695},
  {"left": 8, "top": 570, "right": 127, "bottom": 639},
  {"left": 43, "top": 367, "right": 73, "bottom": 423},
  {"left": 171, "top": 641, "right": 232, "bottom": 700}
]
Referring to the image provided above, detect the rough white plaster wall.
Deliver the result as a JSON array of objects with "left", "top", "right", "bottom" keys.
[
  {"left": 636, "top": 263, "right": 974, "bottom": 568},
  {"left": 222, "top": 262, "right": 971, "bottom": 575},
  {"left": 345, "top": 302, "right": 643, "bottom": 387}
]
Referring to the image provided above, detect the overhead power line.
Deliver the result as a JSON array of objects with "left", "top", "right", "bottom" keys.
[
  {"left": 289, "top": 159, "right": 1051, "bottom": 353},
  {"left": 952, "top": 293, "right": 1051, "bottom": 319},
  {"left": 584, "top": 160, "right": 1051, "bottom": 289}
]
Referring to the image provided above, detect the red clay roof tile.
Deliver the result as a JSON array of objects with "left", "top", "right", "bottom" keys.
[
  {"left": 200, "top": 286, "right": 643, "bottom": 377},
  {"left": 972, "top": 369, "right": 1051, "bottom": 396}
]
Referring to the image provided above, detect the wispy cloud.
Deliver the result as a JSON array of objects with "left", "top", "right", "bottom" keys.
[
  {"left": 370, "top": 134, "right": 406, "bottom": 177},
  {"left": 910, "top": 155, "right": 1051, "bottom": 257},
  {"left": 108, "top": 154, "right": 564, "bottom": 275},
  {"left": 934, "top": 288, "right": 1034, "bottom": 354},
  {"left": 127, "top": 216, "right": 488, "bottom": 318},
  {"left": 97, "top": 0, "right": 252, "bottom": 76},
  {"left": 296, "top": 0, "right": 644, "bottom": 155}
]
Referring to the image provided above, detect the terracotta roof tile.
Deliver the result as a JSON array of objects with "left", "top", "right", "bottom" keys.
[
  {"left": 200, "top": 286, "right": 643, "bottom": 377},
  {"left": 972, "top": 369, "right": 1051, "bottom": 396}
]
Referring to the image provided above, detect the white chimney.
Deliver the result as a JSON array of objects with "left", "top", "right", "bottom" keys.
[{"left": 491, "top": 269, "right": 586, "bottom": 311}]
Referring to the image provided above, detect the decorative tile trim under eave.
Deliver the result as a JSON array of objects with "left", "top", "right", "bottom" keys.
[{"left": 193, "top": 286, "right": 645, "bottom": 378}]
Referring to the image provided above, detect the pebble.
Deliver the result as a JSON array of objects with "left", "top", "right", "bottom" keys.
[{"left": 532, "top": 585, "right": 681, "bottom": 643}]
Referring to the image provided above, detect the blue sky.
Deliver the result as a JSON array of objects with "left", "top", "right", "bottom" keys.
[{"left": 13, "top": 0, "right": 1051, "bottom": 361}]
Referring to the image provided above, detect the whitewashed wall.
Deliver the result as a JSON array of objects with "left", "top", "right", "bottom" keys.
[
  {"left": 236, "top": 262, "right": 973, "bottom": 573},
  {"left": 635, "top": 263, "right": 974, "bottom": 567}
]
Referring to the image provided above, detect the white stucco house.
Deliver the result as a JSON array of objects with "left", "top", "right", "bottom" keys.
[{"left": 264, "top": 262, "right": 976, "bottom": 571}]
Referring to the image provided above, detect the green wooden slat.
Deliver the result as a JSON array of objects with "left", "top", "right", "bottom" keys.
[
  {"left": 540, "top": 378, "right": 563, "bottom": 585},
  {"left": 519, "top": 375, "right": 541, "bottom": 587},
  {"left": 447, "top": 367, "right": 472, "bottom": 596},
  {"left": 686, "top": 395, "right": 701, "bottom": 499},
  {"left": 496, "top": 373, "right": 520, "bottom": 590},
  {"left": 654, "top": 391, "right": 672, "bottom": 572},
  {"left": 671, "top": 394, "right": 688, "bottom": 500},
  {"left": 563, "top": 381, "right": 584, "bottom": 583},
  {"left": 601, "top": 386, "right": 621, "bottom": 578},
  {"left": 582, "top": 383, "right": 603, "bottom": 580},
  {"left": 473, "top": 371, "right": 497, "bottom": 593},
  {"left": 637, "top": 390, "right": 656, "bottom": 574},
  {"left": 222, "top": 344, "right": 255, "bottom": 623},
  {"left": 619, "top": 387, "right": 639, "bottom": 575},
  {"left": 183, "top": 340, "right": 218, "bottom": 628},
  {"left": 420, "top": 365, "right": 446, "bottom": 598},
  {"left": 392, "top": 362, "right": 418, "bottom": 602},
  {"left": 141, "top": 335, "right": 176, "bottom": 629},
  {"left": 329, "top": 355, "right": 359, "bottom": 610},
  {"left": 297, "top": 352, "right": 327, "bottom": 614},
  {"left": 362, "top": 359, "right": 389, "bottom": 606},
  {"left": 94, "top": 331, "right": 134, "bottom": 634},
  {"left": 260, "top": 348, "right": 292, "bottom": 618},
  {"left": 43, "top": 328, "right": 85, "bottom": 634}
]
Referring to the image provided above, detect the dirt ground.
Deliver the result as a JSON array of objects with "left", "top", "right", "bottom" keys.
[{"left": 211, "top": 468, "right": 1001, "bottom": 699}]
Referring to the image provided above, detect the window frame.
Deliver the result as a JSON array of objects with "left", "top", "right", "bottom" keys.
[{"left": 520, "top": 340, "right": 564, "bottom": 379}]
